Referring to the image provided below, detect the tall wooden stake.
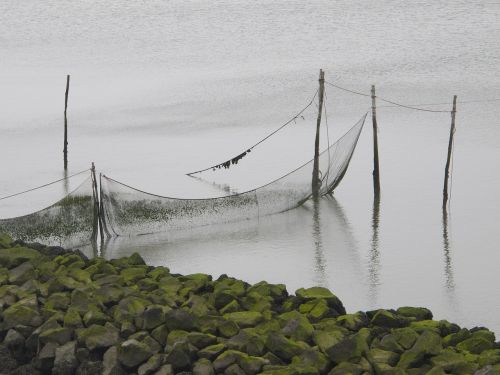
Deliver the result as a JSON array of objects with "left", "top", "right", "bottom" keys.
[
  {"left": 371, "top": 85, "right": 380, "bottom": 197},
  {"left": 64, "top": 75, "right": 70, "bottom": 169},
  {"left": 312, "top": 69, "right": 325, "bottom": 196},
  {"left": 443, "top": 95, "right": 457, "bottom": 209}
]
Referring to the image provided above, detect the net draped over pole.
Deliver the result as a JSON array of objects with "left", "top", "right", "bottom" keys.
[{"left": 100, "top": 114, "right": 367, "bottom": 237}]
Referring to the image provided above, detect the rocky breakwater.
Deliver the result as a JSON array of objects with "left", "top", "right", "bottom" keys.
[{"left": 1, "top": 233, "right": 500, "bottom": 375}]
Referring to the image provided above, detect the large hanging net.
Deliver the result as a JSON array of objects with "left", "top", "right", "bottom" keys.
[
  {"left": 0, "top": 172, "right": 98, "bottom": 247},
  {"left": 100, "top": 114, "right": 366, "bottom": 237}
]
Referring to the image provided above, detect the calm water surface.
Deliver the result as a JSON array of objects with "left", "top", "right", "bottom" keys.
[{"left": 1, "top": 1, "right": 500, "bottom": 333}]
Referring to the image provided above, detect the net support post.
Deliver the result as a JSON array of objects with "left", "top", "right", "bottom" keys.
[
  {"left": 90, "top": 162, "right": 100, "bottom": 245},
  {"left": 312, "top": 69, "right": 325, "bottom": 196},
  {"left": 442, "top": 95, "right": 457, "bottom": 210},
  {"left": 371, "top": 85, "right": 381, "bottom": 198},
  {"left": 64, "top": 75, "right": 70, "bottom": 170}
]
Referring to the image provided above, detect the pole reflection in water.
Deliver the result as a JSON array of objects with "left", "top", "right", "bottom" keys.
[
  {"left": 368, "top": 195, "right": 381, "bottom": 307},
  {"left": 442, "top": 208, "right": 458, "bottom": 311},
  {"left": 312, "top": 196, "right": 328, "bottom": 287}
]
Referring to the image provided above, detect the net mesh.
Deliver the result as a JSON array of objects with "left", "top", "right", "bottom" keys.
[
  {"left": 0, "top": 175, "right": 97, "bottom": 247},
  {"left": 101, "top": 114, "right": 366, "bottom": 237}
]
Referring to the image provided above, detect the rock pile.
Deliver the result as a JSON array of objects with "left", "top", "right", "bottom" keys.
[{"left": 1, "top": 232, "right": 499, "bottom": 374}]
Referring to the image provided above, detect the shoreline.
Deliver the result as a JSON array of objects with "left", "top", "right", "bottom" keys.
[{"left": 1, "top": 233, "right": 499, "bottom": 375}]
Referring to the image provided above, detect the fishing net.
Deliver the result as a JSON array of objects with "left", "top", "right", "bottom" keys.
[
  {"left": 0, "top": 172, "right": 98, "bottom": 247},
  {"left": 101, "top": 114, "right": 366, "bottom": 237}
]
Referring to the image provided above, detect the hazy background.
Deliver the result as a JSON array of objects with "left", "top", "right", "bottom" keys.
[{"left": 1, "top": 1, "right": 500, "bottom": 333}]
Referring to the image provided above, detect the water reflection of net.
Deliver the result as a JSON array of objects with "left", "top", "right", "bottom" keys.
[
  {"left": 0, "top": 176, "right": 97, "bottom": 248},
  {"left": 101, "top": 114, "right": 366, "bottom": 237}
]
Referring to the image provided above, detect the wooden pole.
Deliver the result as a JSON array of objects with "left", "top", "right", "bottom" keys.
[
  {"left": 312, "top": 69, "right": 325, "bottom": 195},
  {"left": 371, "top": 85, "right": 380, "bottom": 197},
  {"left": 442, "top": 95, "right": 457, "bottom": 209},
  {"left": 64, "top": 75, "right": 70, "bottom": 169}
]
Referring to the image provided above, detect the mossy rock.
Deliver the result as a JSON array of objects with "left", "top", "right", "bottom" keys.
[
  {"left": 83, "top": 307, "right": 109, "bottom": 327},
  {"left": 479, "top": 349, "right": 500, "bottom": 367},
  {"left": 0, "top": 233, "right": 13, "bottom": 249},
  {"left": 457, "top": 335, "right": 495, "bottom": 354},
  {"left": 39, "top": 326, "right": 73, "bottom": 345},
  {"left": 142, "top": 304, "right": 169, "bottom": 330},
  {"left": 397, "top": 330, "right": 442, "bottom": 369},
  {"left": 248, "top": 281, "right": 287, "bottom": 302},
  {"left": 223, "top": 311, "right": 264, "bottom": 328},
  {"left": 120, "top": 266, "right": 147, "bottom": 283},
  {"left": 368, "top": 348, "right": 400, "bottom": 366},
  {"left": 217, "top": 317, "right": 239, "bottom": 337},
  {"left": 166, "top": 330, "right": 189, "bottom": 348},
  {"left": 77, "top": 323, "right": 120, "bottom": 351},
  {"left": 0, "top": 247, "right": 41, "bottom": 268},
  {"left": 8, "top": 261, "right": 36, "bottom": 285},
  {"left": 3, "top": 303, "right": 42, "bottom": 328},
  {"left": 396, "top": 306, "right": 432, "bottom": 321},
  {"left": 114, "top": 296, "right": 150, "bottom": 323},
  {"left": 220, "top": 300, "right": 242, "bottom": 314},
  {"left": 430, "top": 349, "right": 477, "bottom": 374},
  {"left": 299, "top": 299, "right": 332, "bottom": 322},
  {"left": 187, "top": 331, "right": 217, "bottom": 349},
  {"left": 0, "top": 266, "right": 10, "bottom": 284},
  {"left": 70, "top": 289, "right": 95, "bottom": 314},
  {"left": 265, "top": 332, "right": 308, "bottom": 361},
  {"left": 324, "top": 327, "right": 370, "bottom": 363},
  {"left": 313, "top": 327, "right": 346, "bottom": 354},
  {"left": 165, "top": 308, "right": 198, "bottom": 331},
  {"left": 46, "top": 292, "right": 70, "bottom": 310},
  {"left": 409, "top": 319, "right": 455, "bottom": 336},
  {"left": 64, "top": 308, "right": 83, "bottom": 328},
  {"left": 295, "top": 287, "right": 345, "bottom": 315},
  {"left": 336, "top": 312, "right": 369, "bottom": 331},
  {"left": 291, "top": 349, "right": 330, "bottom": 374},
  {"left": 198, "top": 343, "right": 227, "bottom": 360},
  {"left": 328, "top": 361, "right": 364, "bottom": 375},
  {"left": 213, "top": 349, "right": 247, "bottom": 372},
  {"left": 371, "top": 309, "right": 409, "bottom": 328},
  {"left": 443, "top": 328, "right": 471, "bottom": 347},
  {"left": 118, "top": 338, "right": 154, "bottom": 369},
  {"left": 279, "top": 310, "right": 314, "bottom": 342},
  {"left": 239, "top": 354, "right": 269, "bottom": 374}
]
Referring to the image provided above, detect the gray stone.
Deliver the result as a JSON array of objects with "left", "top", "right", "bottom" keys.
[
  {"left": 138, "top": 354, "right": 163, "bottom": 375},
  {"left": 165, "top": 342, "right": 191, "bottom": 371},
  {"left": 153, "top": 364, "right": 174, "bottom": 375},
  {"left": 53, "top": 341, "right": 78, "bottom": 375},
  {"left": 75, "top": 360, "right": 103, "bottom": 375},
  {"left": 103, "top": 346, "right": 126, "bottom": 375},
  {"left": 35, "top": 342, "right": 58, "bottom": 371},
  {"left": 8, "top": 262, "right": 35, "bottom": 285},
  {"left": 4, "top": 329, "right": 25, "bottom": 353},
  {"left": 118, "top": 339, "right": 153, "bottom": 369},
  {"left": 193, "top": 358, "right": 215, "bottom": 375}
]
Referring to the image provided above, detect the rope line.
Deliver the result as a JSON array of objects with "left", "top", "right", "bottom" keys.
[
  {"left": 376, "top": 97, "right": 450, "bottom": 113},
  {"left": 186, "top": 89, "right": 319, "bottom": 176},
  {"left": 0, "top": 169, "right": 90, "bottom": 201},
  {"left": 325, "top": 80, "right": 449, "bottom": 113},
  {"left": 324, "top": 81, "right": 371, "bottom": 97},
  {"left": 325, "top": 80, "right": 500, "bottom": 112}
]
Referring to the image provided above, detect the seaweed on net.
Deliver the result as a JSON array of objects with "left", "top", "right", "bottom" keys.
[{"left": 0, "top": 175, "right": 97, "bottom": 248}]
